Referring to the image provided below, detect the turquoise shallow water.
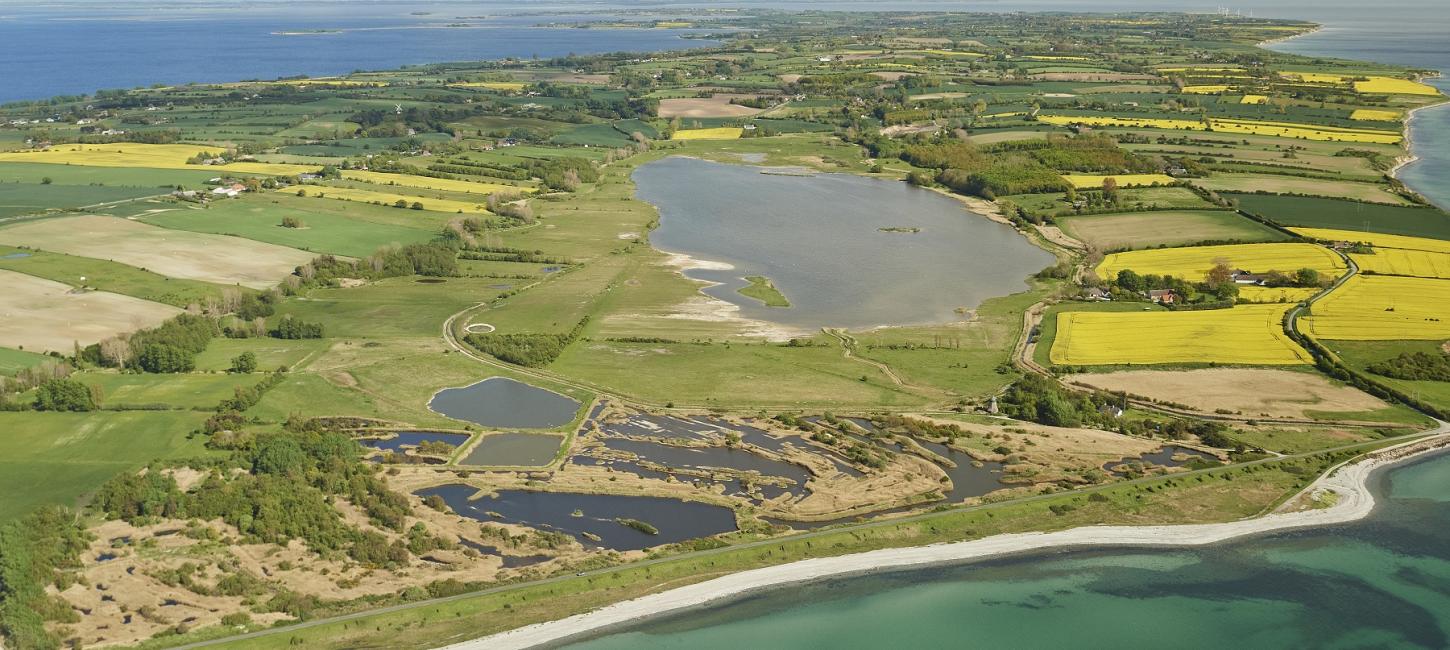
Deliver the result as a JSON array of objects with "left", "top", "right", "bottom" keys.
[{"left": 566, "top": 451, "right": 1450, "bottom": 649}]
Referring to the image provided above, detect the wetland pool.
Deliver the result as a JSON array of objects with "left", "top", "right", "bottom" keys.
[
  {"left": 633, "top": 156, "right": 1053, "bottom": 330},
  {"left": 415, "top": 485, "right": 738, "bottom": 551},
  {"left": 428, "top": 377, "right": 581, "bottom": 429},
  {"left": 459, "top": 433, "right": 563, "bottom": 467}
]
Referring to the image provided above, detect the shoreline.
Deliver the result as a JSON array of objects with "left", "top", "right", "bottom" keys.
[
  {"left": 1387, "top": 75, "right": 1447, "bottom": 185},
  {"left": 1256, "top": 24, "right": 1322, "bottom": 48},
  {"left": 447, "top": 428, "right": 1449, "bottom": 650}
]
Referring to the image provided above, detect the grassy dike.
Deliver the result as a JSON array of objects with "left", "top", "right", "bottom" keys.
[{"left": 162, "top": 438, "right": 1403, "bottom": 650}]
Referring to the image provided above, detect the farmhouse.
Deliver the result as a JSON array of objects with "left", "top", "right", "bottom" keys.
[
  {"left": 1147, "top": 289, "right": 1178, "bottom": 304},
  {"left": 1083, "top": 287, "right": 1112, "bottom": 301},
  {"left": 1232, "top": 270, "right": 1267, "bottom": 285}
]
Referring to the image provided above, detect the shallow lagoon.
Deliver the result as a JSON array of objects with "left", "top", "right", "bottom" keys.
[
  {"left": 568, "top": 451, "right": 1450, "bottom": 649},
  {"left": 633, "top": 157, "right": 1053, "bottom": 330},
  {"left": 428, "top": 377, "right": 580, "bottom": 429}
]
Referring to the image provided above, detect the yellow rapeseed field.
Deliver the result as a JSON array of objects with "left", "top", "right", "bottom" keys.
[
  {"left": 913, "top": 49, "right": 986, "bottom": 58},
  {"left": 1037, "top": 115, "right": 1203, "bottom": 131},
  {"left": 1289, "top": 228, "right": 1450, "bottom": 254},
  {"left": 1181, "top": 85, "right": 1233, "bottom": 94},
  {"left": 1023, "top": 55, "right": 1090, "bottom": 61},
  {"left": 1353, "top": 77, "right": 1441, "bottom": 96},
  {"left": 341, "top": 170, "right": 529, "bottom": 196},
  {"left": 0, "top": 143, "right": 316, "bottom": 175},
  {"left": 449, "top": 82, "right": 527, "bottom": 91},
  {"left": 1302, "top": 275, "right": 1450, "bottom": 340},
  {"left": 1158, "top": 66, "right": 1244, "bottom": 73},
  {"left": 1241, "top": 95, "right": 1270, "bottom": 104},
  {"left": 1096, "top": 243, "right": 1346, "bottom": 282},
  {"left": 1284, "top": 72, "right": 1348, "bottom": 84},
  {"left": 283, "top": 185, "right": 490, "bottom": 214},
  {"left": 1350, "top": 109, "right": 1401, "bottom": 121},
  {"left": 274, "top": 79, "right": 386, "bottom": 88},
  {"left": 1061, "top": 173, "right": 1177, "bottom": 189},
  {"left": 1050, "top": 304, "right": 1312, "bottom": 365},
  {"left": 1237, "top": 286, "right": 1318, "bottom": 303},
  {"left": 1208, "top": 119, "right": 1401, "bottom": 144},
  {"left": 671, "top": 127, "right": 745, "bottom": 140},
  {"left": 1036, "top": 115, "right": 1399, "bottom": 143},
  {"left": 1350, "top": 249, "right": 1450, "bottom": 279}
]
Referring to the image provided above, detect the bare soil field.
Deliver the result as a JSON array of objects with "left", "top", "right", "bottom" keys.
[
  {"left": 0, "top": 215, "right": 315, "bottom": 289},
  {"left": 658, "top": 95, "right": 766, "bottom": 118},
  {"left": 0, "top": 270, "right": 180, "bottom": 352},
  {"left": 870, "top": 71, "right": 917, "bottom": 81},
  {"left": 1068, "top": 368, "right": 1393, "bottom": 418}
]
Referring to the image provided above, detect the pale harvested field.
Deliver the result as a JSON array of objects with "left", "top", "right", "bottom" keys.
[
  {"left": 1069, "top": 368, "right": 1391, "bottom": 418},
  {"left": 0, "top": 215, "right": 315, "bottom": 289},
  {"left": 658, "top": 96, "right": 765, "bottom": 118},
  {"left": 0, "top": 270, "right": 181, "bottom": 352},
  {"left": 1192, "top": 176, "right": 1409, "bottom": 204},
  {"left": 968, "top": 131, "right": 1050, "bottom": 144},
  {"left": 871, "top": 71, "right": 916, "bottom": 81}
]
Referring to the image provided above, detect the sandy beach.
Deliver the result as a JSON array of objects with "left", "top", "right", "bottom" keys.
[{"left": 444, "top": 426, "right": 1448, "bottom": 650}]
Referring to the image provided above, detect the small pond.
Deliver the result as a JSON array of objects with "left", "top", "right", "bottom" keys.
[
  {"left": 1103, "top": 445, "right": 1220, "bottom": 476},
  {"left": 460, "top": 433, "right": 562, "bottom": 467},
  {"left": 600, "top": 438, "right": 813, "bottom": 489},
  {"left": 600, "top": 414, "right": 714, "bottom": 440},
  {"left": 455, "top": 538, "right": 551, "bottom": 568},
  {"left": 428, "top": 377, "right": 580, "bottom": 429},
  {"left": 415, "top": 485, "right": 737, "bottom": 551},
  {"left": 912, "top": 439, "right": 1007, "bottom": 501},
  {"left": 633, "top": 156, "right": 1053, "bottom": 330},
  {"left": 358, "top": 431, "right": 470, "bottom": 453}
]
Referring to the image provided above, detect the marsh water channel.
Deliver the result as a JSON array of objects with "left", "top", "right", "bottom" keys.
[{"left": 633, "top": 157, "right": 1054, "bottom": 330}]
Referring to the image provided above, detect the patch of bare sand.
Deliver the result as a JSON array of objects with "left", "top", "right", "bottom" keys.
[
  {"left": 1068, "top": 368, "right": 1393, "bottom": 418},
  {"left": 658, "top": 96, "right": 765, "bottom": 118},
  {"left": 0, "top": 269, "right": 181, "bottom": 353},
  {"left": 880, "top": 123, "right": 941, "bottom": 137}
]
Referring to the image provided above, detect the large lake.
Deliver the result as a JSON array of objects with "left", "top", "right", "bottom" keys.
[
  {"left": 568, "top": 449, "right": 1450, "bottom": 649},
  {"left": 634, "top": 157, "right": 1053, "bottom": 330}
]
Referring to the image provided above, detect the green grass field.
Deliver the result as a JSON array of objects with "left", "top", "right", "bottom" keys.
[
  {"left": 1326, "top": 339, "right": 1450, "bottom": 413},
  {"left": 0, "top": 244, "right": 230, "bottom": 307},
  {"left": 1233, "top": 193, "right": 1450, "bottom": 240},
  {"left": 276, "top": 276, "right": 505, "bottom": 339},
  {"left": 0, "top": 410, "right": 211, "bottom": 522},
  {"left": 74, "top": 371, "right": 265, "bottom": 409},
  {"left": 136, "top": 195, "right": 438, "bottom": 257},
  {"left": 0, "top": 183, "right": 165, "bottom": 218},
  {"left": 0, "top": 161, "right": 220, "bottom": 188},
  {"left": 193, "top": 337, "right": 332, "bottom": 373},
  {"left": 1057, "top": 209, "right": 1288, "bottom": 250},
  {"left": 0, "top": 346, "right": 51, "bottom": 375}
]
